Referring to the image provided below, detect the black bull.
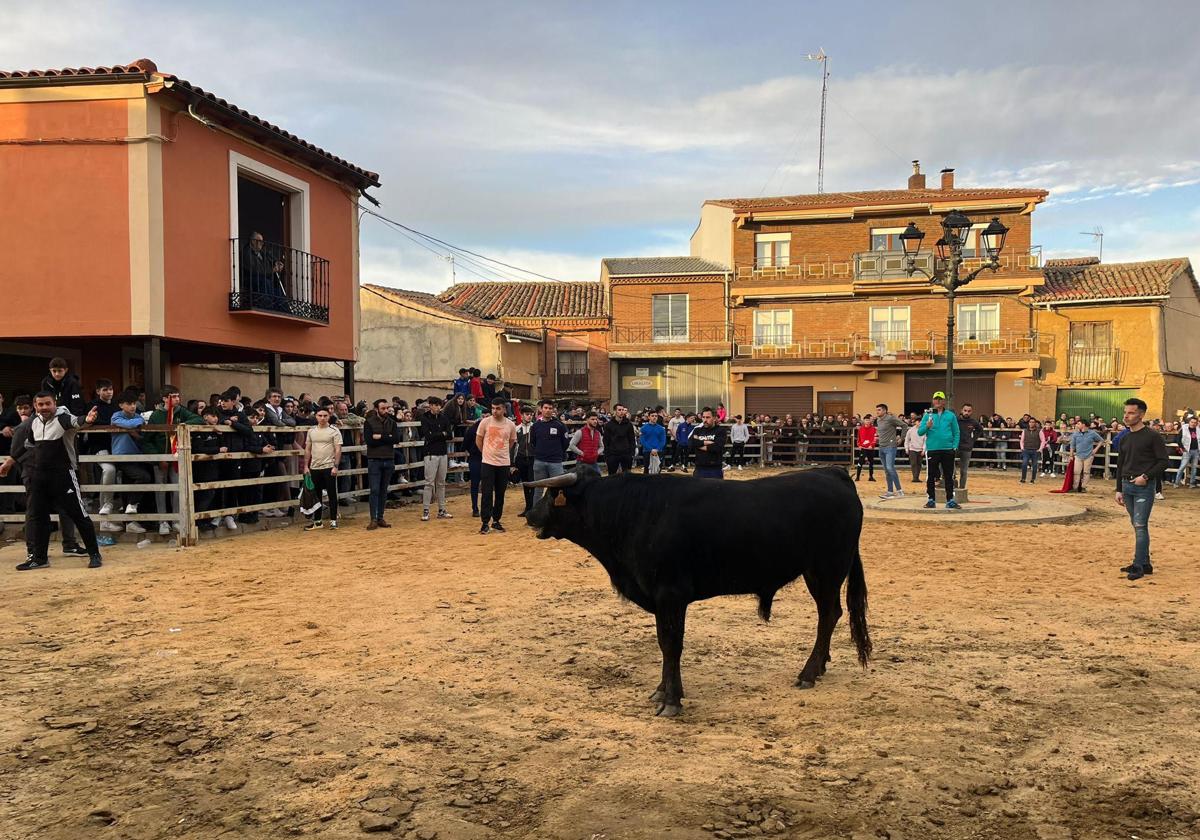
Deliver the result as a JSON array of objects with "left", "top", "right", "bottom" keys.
[{"left": 524, "top": 466, "right": 870, "bottom": 717}]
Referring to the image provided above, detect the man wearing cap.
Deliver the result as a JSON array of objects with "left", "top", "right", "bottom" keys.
[{"left": 917, "top": 390, "right": 961, "bottom": 509}]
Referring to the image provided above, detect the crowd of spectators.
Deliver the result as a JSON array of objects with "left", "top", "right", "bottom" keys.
[{"left": 3, "top": 355, "right": 1197, "bottom": 550}]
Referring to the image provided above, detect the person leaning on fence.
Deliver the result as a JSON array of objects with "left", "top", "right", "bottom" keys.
[
  {"left": 191, "top": 407, "right": 226, "bottom": 533},
  {"left": 262, "top": 388, "right": 297, "bottom": 517},
  {"left": 904, "top": 416, "right": 925, "bottom": 484},
  {"left": 217, "top": 390, "right": 254, "bottom": 531},
  {"left": 1174, "top": 415, "right": 1199, "bottom": 488},
  {"left": 730, "top": 415, "right": 750, "bottom": 470},
  {"left": 143, "top": 385, "right": 204, "bottom": 536},
  {"left": 418, "top": 397, "right": 454, "bottom": 522},
  {"left": 107, "top": 390, "right": 154, "bottom": 535},
  {"left": 1068, "top": 419, "right": 1103, "bottom": 492},
  {"left": 85, "top": 379, "right": 118, "bottom": 520},
  {"left": 918, "top": 391, "right": 960, "bottom": 510},
  {"left": 363, "top": 399, "right": 398, "bottom": 531},
  {"left": 302, "top": 408, "right": 341, "bottom": 530},
  {"left": 0, "top": 396, "right": 32, "bottom": 533},
  {"left": 1, "top": 391, "right": 103, "bottom": 570},
  {"left": 854, "top": 417, "right": 877, "bottom": 482}
]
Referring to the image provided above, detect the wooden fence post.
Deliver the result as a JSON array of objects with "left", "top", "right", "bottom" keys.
[{"left": 176, "top": 425, "right": 198, "bottom": 547}]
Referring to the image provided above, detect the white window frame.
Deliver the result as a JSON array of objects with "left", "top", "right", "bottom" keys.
[
  {"left": 869, "top": 305, "right": 911, "bottom": 350},
  {"left": 957, "top": 302, "right": 1000, "bottom": 341},
  {"left": 753, "top": 309, "right": 793, "bottom": 346},
  {"left": 958, "top": 222, "right": 988, "bottom": 258},
  {"left": 869, "top": 226, "right": 907, "bottom": 251},
  {"left": 755, "top": 232, "right": 791, "bottom": 268},
  {"left": 229, "top": 151, "right": 311, "bottom": 255},
  {"left": 652, "top": 293, "right": 689, "bottom": 343}
]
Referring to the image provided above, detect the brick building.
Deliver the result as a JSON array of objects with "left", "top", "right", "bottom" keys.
[
  {"left": 437, "top": 281, "right": 609, "bottom": 404},
  {"left": 1030, "top": 257, "right": 1200, "bottom": 419},
  {"left": 690, "top": 162, "right": 1050, "bottom": 419},
  {"left": 601, "top": 257, "right": 732, "bottom": 413},
  {"left": 0, "top": 59, "right": 378, "bottom": 403}
]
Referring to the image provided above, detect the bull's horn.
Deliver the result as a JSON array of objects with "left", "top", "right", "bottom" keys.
[{"left": 522, "top": 473, "right": 579, "bottom": 489}]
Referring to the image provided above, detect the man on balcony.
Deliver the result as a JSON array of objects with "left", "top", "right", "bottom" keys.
[{"left": 242, "top": 231, "right": 287, "bottom": 312}]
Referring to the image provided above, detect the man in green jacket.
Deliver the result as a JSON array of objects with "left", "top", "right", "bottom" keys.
[
  {"left": 917, "top": 390, "right": 961, "bottom": 510},
  {"left": 143, "top": 385, "right": 204, "bottom": 535}
]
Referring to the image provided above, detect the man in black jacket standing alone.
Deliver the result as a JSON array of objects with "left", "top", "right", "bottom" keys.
[
  {"left": 956, "top": 403, "right": 984, "bottom": 490},
  {"left": 419, "top": 397, "right": 454, "bottom": 522},
  {"left": 364, "top": 399, "right": 398, "bottom": 530},
  {"left": 602, "top": 403, "right": 636, "bottom": 475},
  {"left": 688, "top": 408, "right": 728, "bottom": 479},
  {"left": 1115, "top": 397, "right": 1169, "bottom": 581}
]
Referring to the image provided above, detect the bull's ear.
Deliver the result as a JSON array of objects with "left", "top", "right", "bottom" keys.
[{"left": 552, "top": 491, "right": 567, "bottom": 507}]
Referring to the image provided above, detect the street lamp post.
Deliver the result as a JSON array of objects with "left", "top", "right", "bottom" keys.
[{"left": 898, "top": 212, "right": 1009, "bottom": 409}]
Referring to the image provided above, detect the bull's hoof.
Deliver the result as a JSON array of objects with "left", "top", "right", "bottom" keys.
[
  {"left": 650, "top": 689, "right": 665, "bottom": 703},
  {"left": 655, "top": 702, "right": 683, "bottom": 718},
  {"left": 796, "top": 678, "right": 816, "bottom": 689}
]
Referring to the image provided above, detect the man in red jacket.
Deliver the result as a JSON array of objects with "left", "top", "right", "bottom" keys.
[{"left": 568, "top": 412, "right": 605, "bottom": 474}]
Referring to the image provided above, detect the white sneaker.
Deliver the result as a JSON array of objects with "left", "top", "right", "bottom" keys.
[
  {"left": 223, "top": 515, "right": 238, "bottom": 530},
  {"left": 99, "top": 521, "right": 123, "bottom": 533},
  {"left": 1155, "top": 492, "right": 1165, "bottom": 500},
  {"left": 158, "top": 521, "right": 171, "bottom": 536},
  {"left": 879, "top": 491, "right": 894, "bottom": 500},
  {"left": 98, "top": 502, "right": 114, "bottom": 516},
  {"left": 398, "top": 476, "right": 409, "bottom": 484},
  {"left": 737, "top": 465, "right": 743, "bottom": 471},
  {"left": 126, "top": 521, "right": 147, "bottom": 534},
  {"left": 896, "top": 490, "right": 905, "bottom": 498},
  {"left": 210, "top": 516, "right": 221, "bottom": 526},
  {"left": 124, "top": 503, "right": 138, "bottom": 514},
  {"left": 265, "top": 508, "right": 284, "bottom": 518}
]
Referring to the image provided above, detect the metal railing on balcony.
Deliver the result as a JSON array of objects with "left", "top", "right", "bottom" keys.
[
  {"left": 1068, "top": 347, "right": 1124, "bottom": 382},
  {"left": 734, "top": 249, "right": 1042, "bottom": 284},
  {"left": 611, "top": 321, "right": 731, "bottom": 345},
  {"left": 229, "top": 238, "right": 330, "bottom": 324},
  {"left": 555, "top": 372, "right": 589, "bottom": 394},
  {"left": 734, "top": 330, "right": 1051, "bottom": 363}
]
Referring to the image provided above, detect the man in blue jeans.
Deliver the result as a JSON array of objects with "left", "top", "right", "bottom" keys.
[
  {"left": 529, "top": 400, "right": 568, "bottom": 497},
  {"left": 1115, "top": 397, "right": 1169, "bottom": 581},
  {"left": 873, "top": 403, "right": 907, "bottom": 499},
  {"left": 363, "top": 399, "right": 398, "bottom": 529},
  {"left": 1174, "top": 415, "right": 1199, "bottom": 487}
]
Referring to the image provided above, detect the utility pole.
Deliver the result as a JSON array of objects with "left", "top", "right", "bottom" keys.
[{"left": 806, "top": 49, "right": 829, "bottom": 194}]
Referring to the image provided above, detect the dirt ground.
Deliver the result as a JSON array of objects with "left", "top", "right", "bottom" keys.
[{"left": 1, "top": 469, "right": 1198, "bottom": 840}]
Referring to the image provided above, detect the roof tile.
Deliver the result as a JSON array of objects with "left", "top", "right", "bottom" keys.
[
  {"left": 437, "top": 282, "right": 606, "bottom": 320},
  {"left": 602, "top": 256, "right": 729, "bottom": 276},
  {"left": 708, "top": 187, "right": 1047, "bottom": 213},
  {"left": 364, "top": 284, "right": 540, "bottom": 338},
  {"left": 1031, "top": 258, "right": 1193, "bottom": 303}
]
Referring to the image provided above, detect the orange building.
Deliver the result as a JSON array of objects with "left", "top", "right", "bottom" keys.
[
  {"left": 0, "top": 59, "right": 378, "bottom": 401},
  {"left": 436, "top": 282, "right": 610, "bottom": 404}
]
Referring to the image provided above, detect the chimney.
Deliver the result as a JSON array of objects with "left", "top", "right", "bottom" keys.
[
  {"left": 940, "top": 167, "right": 955, "bottom": 190},
  {"left": 907, "top": 160, "right": 925, "bottom": 190}
]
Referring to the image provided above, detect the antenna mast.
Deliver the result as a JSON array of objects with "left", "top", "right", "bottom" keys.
[
  {"left": 806, "top": 49, "right": 829, "bottom": 193},
  {"left": 1078, "top": 226, "right": 1104, "bottom": 262}
]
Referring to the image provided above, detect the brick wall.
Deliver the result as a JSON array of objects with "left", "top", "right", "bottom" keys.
[
  {"left": 610, "top": 277, "right": 728, "bottom": 332},
  {"left": 732, "top": 209, "right": 1034, "bottom": 273},
  {"left": 733, "top": 294, "right": 1031, "bottom": 340}
]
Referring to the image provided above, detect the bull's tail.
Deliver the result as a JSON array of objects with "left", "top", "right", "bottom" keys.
[{"left": 846, "top": 547, "right": 872, "bottom": 667}]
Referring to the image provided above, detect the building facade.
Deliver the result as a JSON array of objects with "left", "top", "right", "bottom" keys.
[
  {"left": 437, "top": 281, "right": 609, "bottom": 404},
  {"left": 690, "top": 163, "right": 1050, "bottom": 419},
  {"left": 1031, "top": 257, "right": 1200, "bottom": 420},
  {"left": 602, "top": 257, "right": 732, "bottom": 413},
  {"left": 0, "top": 58, "right": 377, "bottom": 402}
]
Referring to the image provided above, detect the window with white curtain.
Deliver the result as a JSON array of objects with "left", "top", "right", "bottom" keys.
[
  {"left": 652, "top": 294, "right": 689, "bottom": 343},
  {"left": 957, "top": 302, "right": 1000, "bottom": 341},
  {"left": 869, "top": 305, "right": 910, "bottom": 347},
  {"left": 754, "top": 232, "right": 791, "bottom": 268},
  {"left": 753, "top": 309, "right": 793, "bottom": 345}
]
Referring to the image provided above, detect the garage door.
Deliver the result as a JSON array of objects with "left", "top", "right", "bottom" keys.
[
  {"left": 1056, "top": 388, "right": 1135, "bottom": 422},
  {"left": 745, "top": 386, "right": 814, "bottom": 418},
  {"left": 904, "top": 373, "right": 995, "bottom": 416}
]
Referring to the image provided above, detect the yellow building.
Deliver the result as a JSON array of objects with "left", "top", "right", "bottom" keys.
[{"left": 1031, "top": 257, "right": 1200, "bottom": 420}]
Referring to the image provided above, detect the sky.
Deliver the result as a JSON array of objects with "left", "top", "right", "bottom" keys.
[{"left": 6, "top": 1, "right": 1200, "bottom": 291}]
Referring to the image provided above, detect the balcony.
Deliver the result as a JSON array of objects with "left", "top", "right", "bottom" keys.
[
  {"left": 229, "top": 238, "right": 330, "bottom": 324},
  {"left": 734, "top": 248, "right": 1042, "bottom": 286},
  {"left": 733, "top": 330, "right": 1052, "bottom": 365},
  {"left": 609, "top": 321, "right": 731, "bottom": 359},
  {"left": 1068, "top": 347, "right": 1125, "bottom": 382}
]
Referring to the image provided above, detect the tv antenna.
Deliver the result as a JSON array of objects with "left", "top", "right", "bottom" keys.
[
  {"left": 1078, "top": 226, "right": 1104, "bottom": 262},
  {"left": 806, "top": 49, "right": 829, "bottom": 193}
]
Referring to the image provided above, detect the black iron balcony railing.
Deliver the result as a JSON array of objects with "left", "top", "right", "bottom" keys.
[
  {"left": 1068, "top": 347, "right": 1124, "bottom": 382},
  {"left": 611, "top": 321, "right": 731, "bottom": 345},
  {"left": 229, "top": 238, "right": 330, "bottom": 324},
  {"left": 555, "top": 372, "right": 589, "bottom": 394}
]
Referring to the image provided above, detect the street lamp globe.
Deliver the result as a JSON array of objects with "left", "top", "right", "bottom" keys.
[
  {"left": 934, "top": 237, "right": 950, "bottom": 262},
  {"left": 899, "top": 222, "right": 925, "bottom": 258},
  {"left": 980, "top": 217, "right": 1009, "bottom": 260},
  {"left": 941, "top": 210, "right": 973, "bottom": 249}
]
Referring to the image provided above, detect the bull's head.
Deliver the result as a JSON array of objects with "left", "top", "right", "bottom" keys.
[{"left": 522, "top": 466, "right": 599, "bottom": 541}]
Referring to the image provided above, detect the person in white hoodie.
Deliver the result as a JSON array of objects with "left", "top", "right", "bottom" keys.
[
  {"left": 1175, "top": 415, "right": 1200, "bottom": 487},
  {"left": 729, "top": 416, "right": 751, "bottom": 469},
  {"left": 904, "top": 418, "right": 925, "bottom": 484}
]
